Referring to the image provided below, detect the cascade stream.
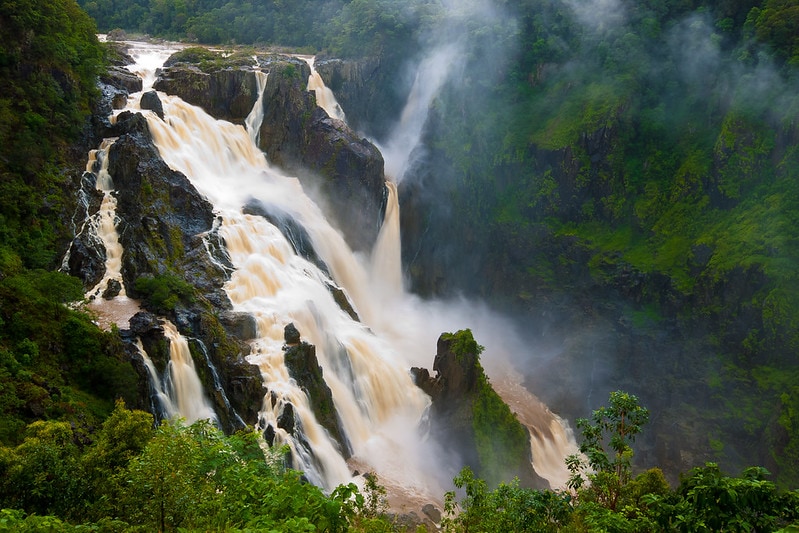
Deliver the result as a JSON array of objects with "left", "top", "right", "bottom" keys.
[{"left": 78, "top": 42, "right": 577, "bottom": 502}]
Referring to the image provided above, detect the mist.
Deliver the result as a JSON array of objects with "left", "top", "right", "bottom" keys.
[{"left": 344, "top": 0, "right": 799, "bottom": 484}]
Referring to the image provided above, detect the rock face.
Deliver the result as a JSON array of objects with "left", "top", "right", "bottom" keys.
[
  {"left": 64, "top": 171, "right": 105, "bottom": 289},
  {"left": 412, "top": 330, "right": 547, "bottom": 489},
  {"left": 154, "top": 65, "right": 258, "bottom": 124},
  {"left": 107, "top": 110, "right": 221, "bottom": 298},
  {"left": 314, "top": 57, "right": 408, "bottom": 142},
  {"left": 257, "top": 59, "right": 385, "bottom": 252},
  {"left": 154, "top": 52, "right": 386, "bottom": 252},
  {"left": 90, "top": 109, "right": 265, "bottom": 433},
  {"left": 282, "top": 323, "right": 351, "bottom": 458}
]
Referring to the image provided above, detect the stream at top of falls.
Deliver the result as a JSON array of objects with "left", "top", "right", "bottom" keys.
[{"left": 91, "top": 41, "right": 577, "bottom": 502}]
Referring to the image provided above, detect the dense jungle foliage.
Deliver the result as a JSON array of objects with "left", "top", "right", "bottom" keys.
[
  {"left": 2, "top": 395, "right": 798, "bottom": 532},
  {"left": 2, "top": 0, "right": 799, "bottom": 530},
  {"left": 0, "top": 0, "right": 139, "bottom": 447}
]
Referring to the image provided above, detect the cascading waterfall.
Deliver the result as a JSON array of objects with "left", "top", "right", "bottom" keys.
[
  {"left": 145, "top": 84, "right": 438, "bottom": 492},
  {"left": 161, "top": 321, "right": 218, "bottom": 425},
  {"left": 85, "top": 139, "right": 124, "bottom": 300},
  {"left": 377, "top": 45, "right": 459, "bottom": 182},
  {"left": 67, "top": 41, "right": 219, "bottom": 427},
  {"left": 245, "top": 70, "right": 268, "bottom": 145},
  {"left": 135, "top": 339, "right": 178, "bottom": 420},
  {"left": 76, "top": 132, "right": 142, "bottom": 330},
  {"left": 304, "top": 56, "right": 347, "bottom": 122},
  {"left": 114, "top": 45, "right": 578, "bottom": 498}
]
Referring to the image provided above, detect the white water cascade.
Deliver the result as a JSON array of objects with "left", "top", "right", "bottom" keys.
[
  {"left": 114, "top": 45, "right": 579, "bottom": 500},
  {"left": 304, "top": 56, "right": 347, "bottom": 122},
  {"left": 378, "top": 45, "right": 459, "bottom": 182},
  {"left": 84, "top": 139, "right": 124, "bottom": 299},
  {"left": 161, "top": 320, "right": 219, "bottom": 425},
  {"left": 245, "top": 70, "right": 269, "bottom": 145}
]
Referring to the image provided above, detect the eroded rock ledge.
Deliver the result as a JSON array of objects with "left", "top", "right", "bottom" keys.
[{"left": 153, "top": 51, "right": 385, "bottom": 252}]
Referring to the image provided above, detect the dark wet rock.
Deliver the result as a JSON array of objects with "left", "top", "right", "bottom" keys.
[
  {"left": 264, "top": 424, "right": 276, "bottom": 446},
  {"left": 218, "top": 311, "right": 258, "bottom": 340},
  {"left": 102, "top": 279, "right": 122, "bottom": 299},
  {"left": 140, "top": 90, "right": 164, "bottom": 120},
  {"left": 282, "top": 323, "right": 351, "bottom": 458},
  {"left": 101, "top": 66, "right": 142, "bottom": 94},
  {"left": 422, "top": 503, "right": 441, "bottom": 523},
  {"left": 128, "top": 311, "right": 163, "bottom": 336},
  {"left": 153, "top": 64, "right": 258, "bottom": 124},
  {"left": 106, "top": 110, "right": 222, "bottom": 295},
  {"left": 277, "top": 402, "right": 296, "bottom": 433},
  {"left": 284, "top": 322, "right": 301, "bottom": 345},
  {"left": 326, "top": 281, "right": 360, "bottom": 322}
]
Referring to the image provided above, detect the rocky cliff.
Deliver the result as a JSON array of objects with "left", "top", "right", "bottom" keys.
[
  {"left": 69, "top": 80, "right": 265, "bottom": 433},
  {"left": 153, "top": 52, "right": 386, "bottom": 252}
]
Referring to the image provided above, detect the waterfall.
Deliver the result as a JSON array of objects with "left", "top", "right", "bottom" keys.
[
  {"left": 161, "top": 321, "right": 218, "bottom": 425},
  {"left": 378, "top": 45, "right": 459, "bottom": 182},
  {"left": 122, "top": 45, "right": 577, "bottom": 496},
  {"left": 304, "top": 56, "right": 347, "bottom": 121},
  {"left": 133, "top": 323, "right": 218, "bottom": 426},
  {"left": 85, "top": 139, "right": 124, "bottom": 300},
  {"left": 135, "top": 339, "right": 178, "bottom": 421},
  {"left": 370, "top": 181, "right": 403, "bottom": 301},
  {"left": 191, "top": 337, "right": 247, "bottom": 429},
  {"left": 146, "top": 91, "right": 435, "bottom": 491},
  {"left": 245, "top": 70, "right": 268, "bottom": 145}
]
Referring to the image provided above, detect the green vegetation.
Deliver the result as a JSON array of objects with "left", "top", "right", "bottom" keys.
[
  {"left": 133, "top": 273, "right": 195, "bottom": 313},
  {"left": 442, "top": 392, "right": 799, "bottom": 532},
  {"left": 0, "top": 402, "right": 398, "bottom": 532},
  {"left": 1, "top": 0, "right": 799, "bottom": 530},
  {"left": 566, "top": 391, "right": 650, "bottom": 510},
  {"left": 2, "top": 392, "right": 795, "bottom": 532}
]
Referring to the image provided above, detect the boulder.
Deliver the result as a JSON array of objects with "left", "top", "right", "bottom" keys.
[
  {"left": 140, "top": 90, "right": 164, "bottom": 120},
  {"left": 101, "top": 66, "right": 142, "bottom": 94}
]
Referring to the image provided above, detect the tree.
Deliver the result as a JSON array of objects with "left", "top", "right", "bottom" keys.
[{"left": 567, "top": 390, "right": 650, "bottom": 510}]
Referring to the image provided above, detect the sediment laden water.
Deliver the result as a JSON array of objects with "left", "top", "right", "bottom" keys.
[
  {"left": 304, "top": 56, "right": 347, "bottom": 122},
  {"left": 76, "top": 43, "right": 578, "bottom": 496}
]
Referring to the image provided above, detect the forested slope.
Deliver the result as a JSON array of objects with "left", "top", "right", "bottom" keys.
[{"left": 0, "top": 0, "right": 140, "bottom": 442}]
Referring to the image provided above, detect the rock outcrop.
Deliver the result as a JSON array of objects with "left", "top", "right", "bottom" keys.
[
  {"left": 314, "top": 57, "right": 408, "bottom": 142},
  {"left": 107, "top": 110, "right": 222, "bottom": 299},
  {"left": 282, "top": 323, "right": 351, "bottom": 458},
  {"left": 154, "top": 65, "right": 258, "bottom": 124},
  {"left": 257, "top": 59, "right": 385, "bottom": 252},
  {"left": 412, "top": 330, "right": 547, "bottom": 489},
  {"left": 154, "top": 51, "right": 386, "bottom": 252}
]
